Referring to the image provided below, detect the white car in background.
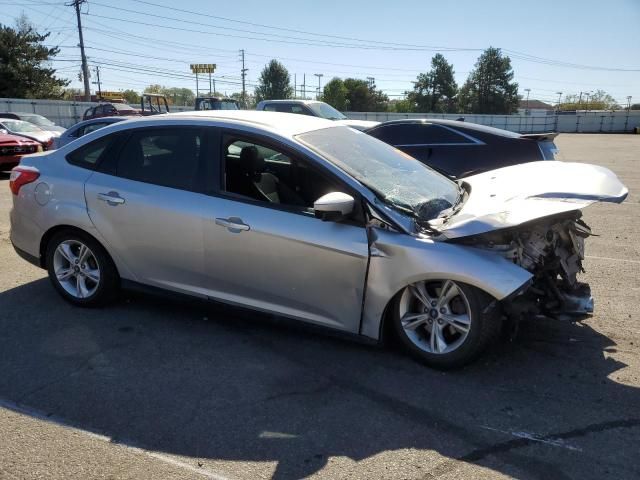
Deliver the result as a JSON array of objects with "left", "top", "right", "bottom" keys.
[{"left": 256, "top": 99, "right": 378, "bottom": 130}]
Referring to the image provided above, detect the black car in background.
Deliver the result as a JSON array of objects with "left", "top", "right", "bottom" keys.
[{"left": 365, "top": 119, "right": 558, "bottom": 178}]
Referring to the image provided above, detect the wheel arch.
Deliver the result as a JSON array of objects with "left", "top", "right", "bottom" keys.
[{"left": 39, "top": 224, "right": 118, "bottom": 277}]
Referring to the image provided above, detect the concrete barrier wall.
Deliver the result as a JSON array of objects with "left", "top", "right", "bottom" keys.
[
  {"left": 0, "top": 98, "right": 193, "bottom": 128},
  {"left": 1, "top": 98, "right": 639, "bottom": 132},
  {"left": 344, "top": 111, "right": 640, "bottom": 133}
]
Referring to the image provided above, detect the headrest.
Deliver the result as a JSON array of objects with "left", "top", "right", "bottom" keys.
[{"left": 239, "top": 145, "right": 265, "bottom": 174}]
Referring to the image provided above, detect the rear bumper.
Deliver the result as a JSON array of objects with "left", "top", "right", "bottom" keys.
[{"left": 11, "top": 241, "right": 41, "bottom": 268}]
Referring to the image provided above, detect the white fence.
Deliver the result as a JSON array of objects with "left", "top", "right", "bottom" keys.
[
  {"left": 2, "top": 98, "right": 639, "bottom": 133},
  {"left": 345, "top": 111, "right": 640, "bottom": 133},
  {"left": 0, "top": 98, "right": 193, "bottom": 128}
]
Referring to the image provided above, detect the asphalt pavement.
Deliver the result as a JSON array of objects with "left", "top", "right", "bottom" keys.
[{"left": 0, "top": 133, "right": 639, "bottom": 479}]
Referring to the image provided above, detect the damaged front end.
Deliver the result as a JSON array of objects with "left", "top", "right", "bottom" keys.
[{"left": 453, "top": 211, "right": 595, "bottom": 320}]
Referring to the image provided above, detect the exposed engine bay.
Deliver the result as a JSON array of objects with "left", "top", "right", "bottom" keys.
[{"left": 454, "top": 211, "right": 594, "bottom": 318}]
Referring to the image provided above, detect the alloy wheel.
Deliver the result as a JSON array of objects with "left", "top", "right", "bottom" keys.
[
  {"left": 52, "top": 240, "right": 101, "bottom": 299},
  {"left": 398, "top": 280, "right": 472, "bottom": 354}
]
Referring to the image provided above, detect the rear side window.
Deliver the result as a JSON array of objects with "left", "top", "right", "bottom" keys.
[
  {"left": 82, "top": 122, "right": 108, "bottom": 136},
  {"left": 370, "top": 124, "right": 474, "bottom": 145},
  {"left": 262, "top": 104, "right": 277, "bottom": 112},
  {"left": 66, "top": 135, "right": 112, "bottom": 169},
  {"left": 116, "top": 128, "right": 204, "bottom": 192}
]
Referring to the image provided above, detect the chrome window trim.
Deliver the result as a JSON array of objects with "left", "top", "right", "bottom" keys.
[{"left": 394, "top": 142, "right": 484, "bottom": 147}]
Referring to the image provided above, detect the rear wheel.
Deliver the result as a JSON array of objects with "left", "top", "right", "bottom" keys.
[
  {"left": 46, "top": 230, "right": 118, "bottom": 307},
  {"left": 392, "top": 280, "right": 499, "bottom": 369}
]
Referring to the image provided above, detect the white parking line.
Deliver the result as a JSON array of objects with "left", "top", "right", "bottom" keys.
[
  {"left": 586, "top": 255, "right": 640, "bottom": 264},
  {"left": 480, "top": 425, "right": 582, "bottom": 452},
  {"left": 0, "top": 398, "right": 233, "bottom": 480}
]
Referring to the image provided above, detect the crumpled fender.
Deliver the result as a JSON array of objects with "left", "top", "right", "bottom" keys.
[{"left": 360, "top": 228, "right": 532, "bottom": 340}]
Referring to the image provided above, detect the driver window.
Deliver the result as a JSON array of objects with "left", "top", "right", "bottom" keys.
[{"left": 222, "top": 135, "right": 340, "bottom": 212}]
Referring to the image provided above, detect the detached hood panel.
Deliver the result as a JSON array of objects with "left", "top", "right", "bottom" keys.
[{"left": 438, "top": 161, "right": 628, "bottom": 239}]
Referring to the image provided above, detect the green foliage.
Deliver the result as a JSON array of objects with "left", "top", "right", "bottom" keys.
[
  {"left": 230, "top": 92, "right": 255, "bottom": 109},
  {"left": 559, "top": 90, "right": 619, "bottom": 111},
  {"left": 457, "top": 47, "right": 519, "bottom": 114},
  {"left": 388, "top": 98, "right": 414, "bottom": 113},
  {"left": 0, "top": 18, "right": 69, "bottom": 99},
  {"left": 255, "top": 60, "right": 293, "bottom": 102},
  {"left": 142, "top": 85, "right": 194, "bottom": 106},
  {"left": 342, "top": 78, "right": 388, "bottom": 112},
  {"left": 322, "top": 77, "right": 348, "bottom": 111},
  {"left": 631, "top": 103, "right": 640, "bottom": 110},
  {"left": 406, "top": 54, "right": 458, "bottom": 113},
  {"left": 121, "top": 89, "right": 140, "bottom": 104}
]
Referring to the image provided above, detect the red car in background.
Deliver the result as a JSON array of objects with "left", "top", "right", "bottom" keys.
[
  {"left": 0, "top": 133, "right": 42, "bottom": 171},
  {"left": 83, "top": 103, "right": 141, "bottom": 120}
]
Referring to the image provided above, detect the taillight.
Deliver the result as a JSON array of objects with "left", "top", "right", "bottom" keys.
[{"left": 9, "top": 167, "right": 40, "bottom": 195}]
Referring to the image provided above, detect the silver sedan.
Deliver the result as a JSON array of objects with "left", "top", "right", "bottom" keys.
[{"left": 9, "top": 111, "right": 627, "bottom": 368}]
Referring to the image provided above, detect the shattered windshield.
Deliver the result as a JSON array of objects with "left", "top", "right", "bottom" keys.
[{"left": 296, "top": 126, "right": 459, "bottom": 221}]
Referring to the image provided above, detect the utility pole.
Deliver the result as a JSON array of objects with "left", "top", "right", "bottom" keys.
[
  {"left": 584, "top": 92, "right": 591, "bottom": 113},
  {"left": 302, "top": 74, "right": 306, "bottom": 99},
  {"left": 209, "top": 70, "right": 212, "bottom": 95},
  {"left": 69, "top": 0, "right": 91, "bottom": 101},
  {"left": 627, "top": 96, "right": 632, "bottom": 112},
  {"left": 314, "top": 73, "right": 323, "bottom": 100},
  {"left": 92, "top": 65, "right": 102, "bottom": 99},
  {"left": 556, "top": 91, "right": 562, "bottom": 112},
  {"left": 294, "top": 74, "right": 296, "bottom": 99},
  {"left": 578, "top": 91, "right": 583, "bottom": 109},
  {"left": 239, "top": 49, "right": 247, "bottom": 108},
  {"left": 524, "top": 88, "right": 531, "bottom": 115}
]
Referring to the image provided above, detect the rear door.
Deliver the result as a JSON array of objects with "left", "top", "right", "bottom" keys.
[
  {"left": 201, "top": 129, "right": 370, "bottom": 332},
  {"left": 84, "top": 126, "right": 212, "bottom": 294}
]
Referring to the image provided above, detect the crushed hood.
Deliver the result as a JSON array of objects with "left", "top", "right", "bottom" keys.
[{"left": 434, "top": 161, "right": 628, "bottom": 239}]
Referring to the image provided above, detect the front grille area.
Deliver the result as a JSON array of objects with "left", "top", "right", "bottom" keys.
[{"left": 0, "top": 145, "right": 36, "bottom": 156}]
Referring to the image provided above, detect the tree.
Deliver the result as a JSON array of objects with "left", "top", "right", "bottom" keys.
[
  {"left": 343, "top": 78, "right": 388, "bottom": 111},
  {"left": 631, "top": 104, "right": 640, "bottom": 110},
  {"left": 142, "top": 85, "right": 194, "bottom": 106},
  {"left": 0, "top": 17, "right": 69, "bottom": 99},
  {"left": 407, "top": 54, "right": 458, "bottom": 113},
  {"left": 457, "top": 47, "right": 519, "bottom": 114},
  {"left": 322, "top": 77, "right": 348, "bottom": 111},
  {"left": 389, "top": 98, "right": 414, "bottom": 113},
  {"left": 121, "top": 89, "right": 140, "bottom": 104},
  {"left": 230, "top": 92, "right": 255, "bottom": 109},
  {"left": 255, "top": 60, "right": 293, "bottom": 101},
  {"left": 560, "top": 90, "right": 619, "bottom": 111}
]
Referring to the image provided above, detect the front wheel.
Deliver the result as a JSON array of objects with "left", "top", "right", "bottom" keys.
[
  {"left": 392, "top": 280, "right": 499, "bottom": 369},
  {"left": 45, "top": 230, "right": 118, "bottom": 307}
]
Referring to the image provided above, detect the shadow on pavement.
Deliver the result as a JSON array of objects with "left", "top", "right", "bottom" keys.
[{"left": 1, "top": 278, "right": 639, "bottom": 479}]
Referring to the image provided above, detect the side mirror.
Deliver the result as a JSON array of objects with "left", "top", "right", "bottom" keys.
[
  {"left": 313, "top": 192, "right": 354, "bottom": 221},
  {"left": 0, "top": 129, "right": 7, "bottom": 135}
]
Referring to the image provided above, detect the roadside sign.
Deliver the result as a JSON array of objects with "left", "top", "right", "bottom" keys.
[
  {"left": 99, "top": 91, "right": 124, "bottom": 100},
  {"left": 190, "top": 64, "right": 216, "bottom": 74}
]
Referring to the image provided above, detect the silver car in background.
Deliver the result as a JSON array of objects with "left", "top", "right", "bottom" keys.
[
  {"left": 9, "top": 111, "right": 627, "bottom": 368},
  {"left": 55, "top": 117, "right": 128, "bottom": 148}
]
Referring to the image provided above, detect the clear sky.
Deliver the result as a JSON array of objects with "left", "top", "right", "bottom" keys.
[{"left": 5, "top": 0, "right": 640, "bottom": 105}]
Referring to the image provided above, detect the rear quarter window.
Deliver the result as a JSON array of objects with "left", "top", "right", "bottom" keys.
[{"left": 66, "top": 135, "right": 112, "bottom": 169}]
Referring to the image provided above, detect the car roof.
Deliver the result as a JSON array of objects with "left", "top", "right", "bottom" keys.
[
  {"left": 258, "top": 99, "right": 320, "bottom": 105},
  {"left": 165, "top": 110, "right": 335, "bottom": 136},
  {"left": 69, "top": 116, "right": 129, "bottom": 129},
  {"left": 373, "top": 118, "right": 522, "bottom": 138}
]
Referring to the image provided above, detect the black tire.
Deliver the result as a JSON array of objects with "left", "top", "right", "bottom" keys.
[
  {"left": 45, "top": 229, "right": 119, "bottom": 307},
  {"left": 392, "top": 281, "right": 500, "bottom": 369}
]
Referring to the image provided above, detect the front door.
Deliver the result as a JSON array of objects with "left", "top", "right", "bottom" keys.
[{"left": 202, "top": 132, "right": 370, "bottom": 333}]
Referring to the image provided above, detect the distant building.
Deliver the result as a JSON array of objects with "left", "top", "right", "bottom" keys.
[{"left": 518, "top": 99, "right": 555, "bottom": 116}]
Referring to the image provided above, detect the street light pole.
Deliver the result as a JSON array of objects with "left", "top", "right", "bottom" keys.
[
  {"left": 524, "top": 88, "right": 531, "bottom": 115},
  {"left": 314, "top": 73, "right": 323, "bottom": 100}
]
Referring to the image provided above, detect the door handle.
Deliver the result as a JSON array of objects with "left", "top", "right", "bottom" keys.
[
  {"left": 97, "top": 191, "right": 125, "bottom": 205},
  {"left": 215, "top": 217, "right": 250, "bottom": 233}
]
